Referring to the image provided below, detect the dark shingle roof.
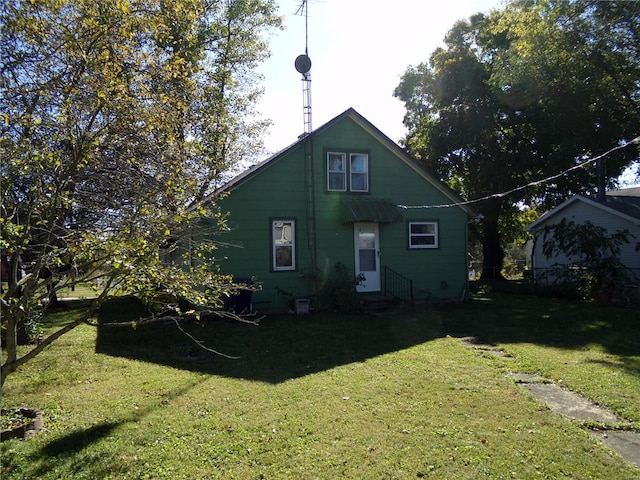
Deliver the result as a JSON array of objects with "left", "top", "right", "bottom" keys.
[{"left": 603, "top": 188, "right": 640, "bottom": 221}]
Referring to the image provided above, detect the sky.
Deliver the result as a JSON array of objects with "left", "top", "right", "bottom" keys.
[
  {"left": 255, "top": 0, "right": 638, "bottom": 186},
  {"left": 256, "top": 0, "right": 505, "bottom": 154}
]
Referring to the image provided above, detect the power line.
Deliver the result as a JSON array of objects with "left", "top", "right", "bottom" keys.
[{"left": 397, "top": 136, "right": 640, "bottom": 210}]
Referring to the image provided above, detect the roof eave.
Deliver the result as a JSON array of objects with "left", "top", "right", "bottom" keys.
[{"left": 526, "top": 194, "right": 640, "bottom": 232}]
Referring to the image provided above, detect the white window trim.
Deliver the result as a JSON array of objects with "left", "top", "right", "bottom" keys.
[
  {"left": 409, "top": 221, "right": 439, "bottom": 249},
  {"left": 327, "top": 151, "right": 369, "bottom": 192},
  {"left": 272, "top": 220, "right": 296, "bottom": 271}
]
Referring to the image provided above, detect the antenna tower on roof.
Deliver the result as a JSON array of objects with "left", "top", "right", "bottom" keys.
[{"left": 294, "top": 0, "right": 312, "bottom": 134}]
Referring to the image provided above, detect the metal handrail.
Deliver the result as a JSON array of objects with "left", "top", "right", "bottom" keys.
[{"left": 384, "top": 266, "right": 414, "bottom": 303}]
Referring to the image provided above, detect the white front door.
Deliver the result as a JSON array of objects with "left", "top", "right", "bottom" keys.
[{"left": 354, "top": 222, "right": 380, "bottom": 292}]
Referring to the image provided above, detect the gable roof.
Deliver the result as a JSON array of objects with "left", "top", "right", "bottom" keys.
[
  {"left": 212, "top": 108, "right": 475, "bottom": 216},
  {"left": 526, "top": 190, "right": 640, "bottom": 232}
]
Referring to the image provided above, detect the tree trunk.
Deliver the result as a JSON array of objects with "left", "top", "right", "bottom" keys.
[
  {"left": 47, "top": 281, "right": 61, "bottom": 308},
  {"left": 2, "top": 312, "right": 20, "bottom": 387},
  {"left": 479, "top": 207, "right": 506, "bottom": 282}
]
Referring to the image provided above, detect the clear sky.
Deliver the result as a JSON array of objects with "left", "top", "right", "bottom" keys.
[{"left": 257, "top": 0, "right": 504, "bottom": 154}]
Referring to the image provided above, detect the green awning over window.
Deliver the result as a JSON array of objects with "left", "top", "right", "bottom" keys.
[{"left": 341, "top": 197, "right": 404, "bottom": 223}]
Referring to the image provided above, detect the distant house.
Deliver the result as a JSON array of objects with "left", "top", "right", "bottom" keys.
[
  {"left": 207, "top": 108, "right": 474, "bottom": 312},
  {"left": 525, "top": 187, "right": 640, "bottom": 286}
]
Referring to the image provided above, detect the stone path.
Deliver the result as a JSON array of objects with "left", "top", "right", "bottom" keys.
[
  {"left": 461, "top": 338, "right": 640, "bottom": 470},
  {"left": 520, "top": 382, "right": 619, "bottom": 423}
]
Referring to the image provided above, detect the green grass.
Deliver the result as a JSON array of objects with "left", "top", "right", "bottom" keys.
[
  {"left": 443, "top": 290, "right": 640, "bottom": 424},
  {"left": 55, "top": 283, "right": 99, "bottom": 299},
  {"left": 1, "top": 291, "right": 639, "bottom": 479}
]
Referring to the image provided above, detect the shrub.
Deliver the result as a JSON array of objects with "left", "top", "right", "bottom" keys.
[{"left": 319, "top": 262, "right": 364, "bottom": 312}]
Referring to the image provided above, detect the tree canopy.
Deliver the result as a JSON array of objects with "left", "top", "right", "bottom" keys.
[
  {"left": 394, "top": 0, "right": 640, "bottom": 279},
  {"left": 1, "top": 0, "right": 281, "bottom": 387}
]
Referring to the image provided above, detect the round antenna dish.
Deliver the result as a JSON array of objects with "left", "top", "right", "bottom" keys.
[{"left": 295, "top": 54, "right": 312, "bottom": 74}]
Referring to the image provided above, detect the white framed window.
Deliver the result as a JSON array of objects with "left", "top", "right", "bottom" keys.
[
  {"left": 409, "top": 221, "right": 438, "bottom": 249},
  {"left": 327, "top": 151, "right": 369, "bottom": 192},
  {"left": 350, "top": 153, "right": 369, "bottom": 192},
  {"left": 273, "top": 220, "right": 295, "bottom": 270},
  {"left": 327, "top": 152, "right": 346, "bottom": 191}
]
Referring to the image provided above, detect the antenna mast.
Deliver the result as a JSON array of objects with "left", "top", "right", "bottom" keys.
[
  {"left": 294, "top": 0, "right": 312, "bottom": 134},
  {"left": 294, "top": 0, "right": 318, "bottom": 294}
]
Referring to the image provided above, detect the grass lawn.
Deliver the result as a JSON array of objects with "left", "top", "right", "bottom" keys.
[
  {"left": 1, "top": 290, "right": 639, "bottom": 479},
  {"left": 55, "top": 283, "right": 100, "bottom": 300}
]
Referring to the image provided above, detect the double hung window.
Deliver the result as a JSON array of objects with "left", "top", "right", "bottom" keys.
[
  {"left": 273, "top": 220, "right": 295, "bottom": 270},
  {"left": 327, "top": 153, "right": 346, "bottom": 191},
  {"left": 349, "top": 154, "right": 368, "bottom": 192}
]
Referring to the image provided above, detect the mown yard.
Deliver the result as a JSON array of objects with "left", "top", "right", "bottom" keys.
[{"left": 2, "top": 290, "right": 639, "bottom": 479}]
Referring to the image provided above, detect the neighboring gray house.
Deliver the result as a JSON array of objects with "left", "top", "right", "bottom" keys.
[{"left": 526, "top": 187, "right": 640, "bottom": 286}]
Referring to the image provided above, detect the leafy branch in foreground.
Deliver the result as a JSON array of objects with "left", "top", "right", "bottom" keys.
[{"left": 0, "top": 0, "right": 281, "bottom": 389}]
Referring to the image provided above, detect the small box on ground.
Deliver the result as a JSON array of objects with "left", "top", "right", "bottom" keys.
[{"left": 295, "top": 298, "right": 310, "bottom": 314}]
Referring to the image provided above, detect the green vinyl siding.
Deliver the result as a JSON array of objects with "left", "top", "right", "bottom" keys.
[
  {"left": 211, "top": 109, "right": 471, "bottom": 311},
  {"left": 214, "top": 145, "right": 314, "bottom": 310}
]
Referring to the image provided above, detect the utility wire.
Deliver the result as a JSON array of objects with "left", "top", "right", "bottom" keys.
[{"left": 397, "top": 136, "right": 640, "bottom": 210}]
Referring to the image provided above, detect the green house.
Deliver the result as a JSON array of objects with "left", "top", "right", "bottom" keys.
[{"left": 210, "top": 108, "right": 474, "bottom": 312}]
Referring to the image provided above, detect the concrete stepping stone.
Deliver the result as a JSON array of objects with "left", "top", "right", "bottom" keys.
[
  {"left": 521, "top": 382, "right": 620, "bottom": 423},
  {"left": 460, "top": 339, "right": 511, "bottom": 357},
  {"left": 458, "top": 336, "right": 640, "bottom": 470},
  {"left": 591, "top": 431, "right": 640, "bottom": 469}
]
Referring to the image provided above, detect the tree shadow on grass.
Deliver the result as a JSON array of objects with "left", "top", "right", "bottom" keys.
[
  {"left": 95, "top": 297, "right": 445, "bottom": 384},
  {"left": 1, "top": 422, "right": 128, "bottom": 480},
  {"left": 39, "top": 421, "right": 122, "bottom": 457},
  {"left": 441, "top": 292, "right": 640, "bottom": 372},
  {"left": 12, "top": 377, "right": 206, "bottom": 480},
  {"left": 94, "top": 293, "right": 639, "bottom": 382},
  {"left": 587, "top": 358, "right": 640, "bottom": 379}
]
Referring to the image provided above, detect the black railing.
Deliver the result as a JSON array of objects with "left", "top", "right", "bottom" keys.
[{"left": 384, "top": 266, "right": 414, "bottom": 303}]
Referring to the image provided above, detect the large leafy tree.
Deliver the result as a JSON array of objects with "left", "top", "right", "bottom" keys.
[
  {"left": 0, "top": 0, "right": 281, "bottom": 387},
  {"left": 395, "top": 0, "right": 640, "bottom": 280}
]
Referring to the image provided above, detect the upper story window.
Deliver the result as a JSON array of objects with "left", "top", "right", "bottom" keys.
[
  {"left": 409, "top": 221, "right": 439, "bottom": 249},
  {"left": 350, "top": 154, "right": 369, "bottom": 192},
  {"left": 327, "top": 152, "right": 346, "bottom": 191},
  {"left": 327, "top": 151, "right": 369, "bottom": 192},
  {"left": 273, "top": 220, "right": 295, "bottom": 271}
]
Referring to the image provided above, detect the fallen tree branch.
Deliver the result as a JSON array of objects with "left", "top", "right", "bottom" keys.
[
  {"left": 95, "top": 309, "right": 263, "bottom": 328},
  {"left": 92, "top": 308, "right": 264, "bottom": 360},
  {"left": 171, "top": 317, "right": 241, "bottom": 360}
]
